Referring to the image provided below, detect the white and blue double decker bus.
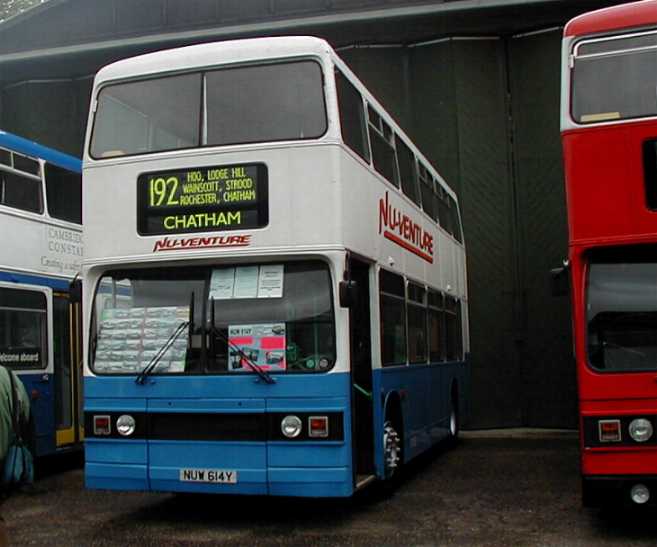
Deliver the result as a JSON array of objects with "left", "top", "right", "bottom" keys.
[
  {"left": 0, "top": 130, "right": 83, "bottom": 457},
  {"left": 82, "top": 36, "right": 469, "bottom": 497}
]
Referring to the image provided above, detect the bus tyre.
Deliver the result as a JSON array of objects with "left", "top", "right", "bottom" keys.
[
  {"left": 383, "top": 420, "right": 402, "bottom": 480},
  {"left": 448, "top": 397, "right": 459, "bottom": 445}
]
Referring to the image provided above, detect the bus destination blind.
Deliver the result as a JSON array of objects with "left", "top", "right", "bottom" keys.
[{"left": 137, "top": 163, "right": 268, "bottom": 235}]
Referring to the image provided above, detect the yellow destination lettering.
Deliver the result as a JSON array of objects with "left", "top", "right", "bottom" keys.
[
  {"left": 149, "top": 176, "right": 179, "bottom": 206},
  {"left": 186, "top": 171, "right": 204, "bottom": 183},
  {"left": 207, "top": 169, "right": 229, "bottom": 181},
  {"left": 182, "top": 181, "right": 221, "bottom": 194},
  {"left": 163, "top": 211, "right": 242, "bottom": 230},
  {"left": 223, "top": 190, "right": 256, "bottom": 202},
  {"left": 166, "top": 177, "right": 179, "bottom": 206},
  {"left": 226, "top": 178, "right": 253, "bottom": 191},
  {"left": 150, "top": 177, "right": 167, "bottom": 206},
  {"left": 179, "top": 193, "right": 218, "bottom": 206}
]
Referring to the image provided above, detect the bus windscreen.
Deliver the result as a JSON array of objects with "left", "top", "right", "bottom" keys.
[
  {"left": 92, "top": 261, "right": 336, "bottom": 375},
  {"left": 90, "top": 60, "right": 327, "bottom": 158}
]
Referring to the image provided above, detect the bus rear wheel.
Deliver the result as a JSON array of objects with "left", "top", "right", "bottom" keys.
[
  {"left": 448, "top": 396, "right": 459, "bottom": 444},
  {"left": 383, "top": 420, "right": 401, "bottom": 479}
]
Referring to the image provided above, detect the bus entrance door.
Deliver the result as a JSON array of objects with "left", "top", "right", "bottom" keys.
[
  {"left": 349, "top": 258, "right": 375, "bottom": 488},
  {"left": 54, "top": 294, "right": 82, "bottom": 448}
]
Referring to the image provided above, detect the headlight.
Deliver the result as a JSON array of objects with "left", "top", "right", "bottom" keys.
[
  {"left": 631, "top": 483, "right": 650, "bottom": 504},
  {"left": 629, "top": 418, "right": 653, "bottom": 443},
  {"left": 116, "top": 415, "right": 136, "bottom": 436},
  {"left": 281, "top": 415, "right": 302, "bottom": 438}
]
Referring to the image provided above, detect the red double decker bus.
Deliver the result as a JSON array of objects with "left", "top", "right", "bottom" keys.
[{"left": 561, "top": 1, "right": 657, "bottom": 507}]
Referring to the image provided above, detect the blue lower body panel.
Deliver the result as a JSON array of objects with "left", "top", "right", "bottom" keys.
[
  {"left": 86, "top": 463, "right": 148, "bottom": 491},
  {"left": 84, "top": 373, "right": 355, "bottom": 498},
  {"left": 149, "top": 441, "right": 268, "bottom": 495},
  {"left": 269, "top": 467, "right": 352, "bottom": 497}
]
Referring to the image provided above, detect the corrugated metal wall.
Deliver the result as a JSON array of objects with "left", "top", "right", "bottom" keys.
[
  {"left": 508, "top": 30, "right": 575, "bottom": 428},
  {"left": 343, "top": 33, "right": 575, "bottom": 428},
  {"left": 2, "top": 77, "right": 92, "bottom": 154}
]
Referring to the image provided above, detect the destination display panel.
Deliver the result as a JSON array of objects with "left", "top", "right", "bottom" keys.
[{"left": 137, "top": 163, "right": 268, "bottom": 235}]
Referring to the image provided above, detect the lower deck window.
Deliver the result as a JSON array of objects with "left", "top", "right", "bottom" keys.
[
  {"left": 587, "top": 245, "right": 657, "bottom": 371},
  {"left": 0, "top": 287, "right": 47, "bottom": 369}
]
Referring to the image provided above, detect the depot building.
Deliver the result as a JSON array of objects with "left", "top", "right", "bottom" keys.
[{"left": 0, "top": 0, "right": 630, "bottom": 429}]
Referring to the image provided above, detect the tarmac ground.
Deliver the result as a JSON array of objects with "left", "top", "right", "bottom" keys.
[{"left": 4, "top": 432, "right": 657, "bottom": 546}]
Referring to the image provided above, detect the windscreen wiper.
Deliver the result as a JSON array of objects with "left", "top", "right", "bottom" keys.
[
  {"left": 135, "top": 320, "right": 189, "bottom": 385},
  {"left": 209, "top": 297, "right": 275, "bottom": 385}
]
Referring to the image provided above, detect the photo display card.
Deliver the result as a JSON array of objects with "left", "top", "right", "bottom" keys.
[{"left": 228, "top": 323, "right": 286, "bottom": 371}]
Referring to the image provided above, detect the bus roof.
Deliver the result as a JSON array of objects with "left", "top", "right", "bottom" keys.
[
  {"left": 565, "top": 0, "right": 657, "bottom": 38},
  {"left": 95, "top": 36, "right": 333, "bottom": 83},
  {"left": 0, "top": 130, "right": 81, "bottom": 173}
]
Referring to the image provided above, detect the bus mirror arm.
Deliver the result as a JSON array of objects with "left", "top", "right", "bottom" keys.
[
  {"left": 339, "top": 280, "right": 358, "bottom": 308},
  {"left": 69, "top": 275, "right": 82, "bottom": 303},
  {"left": 549, "top": 260, "right": 570, "bottom": 297}
]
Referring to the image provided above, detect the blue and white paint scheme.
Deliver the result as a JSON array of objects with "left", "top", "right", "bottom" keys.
[
  {"left": 82, "top": 37, "right": 469, "bottom": 497},
  {"left": 0, "top": 130, "right": 83, "bottom": 457}
]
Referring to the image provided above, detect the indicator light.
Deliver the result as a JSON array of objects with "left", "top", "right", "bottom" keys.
[
  {"left": 93, "top": 415, "right": 111, "bottom": 436},
  {"left": 308, "top": 416, "right": 329, "bottom": 438},
  {"left": 598, "top": 419, "right": 621, "bottom": 443}
]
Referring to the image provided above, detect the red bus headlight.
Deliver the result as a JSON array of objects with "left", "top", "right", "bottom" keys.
[{"left": 629, "top": 419, "right": 653, "bottom": 443}]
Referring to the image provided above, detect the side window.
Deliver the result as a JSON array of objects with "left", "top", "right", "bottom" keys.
[
  {"left": 335, "top": 70, "right": 370, "bottom": 163},
  {"left": 407, "top": 282, "right": 427, "bottom": 364},
  {"left": 419, "top": 164, "right": 436, "bottom": 221},
  {"left": 0, "top": 287, "right": 48, "bottom": 370},
  {"left": 428, "top": 290, "right": 444, "bottom": 362},
  {"left": 0, "top": 149, "right": 43, "bottom": 214},
  {"left": 437, "top": 189, "right": 453, "bottom": 236},
  {"left": 643, "top": 139, "right": 657, "bottom": 210},
  {"left": 379, "top": 269, "right": 406, "bottom": 366},
  {"left": 45, "top": 163, "right": 82, "bottom": 224},
  {"left": 368, "top": 105, "right": 399, "bottom": 187},
  {"left": 450, "top": 196, "right": 463, "bottom": 243},
  {"left": 445, "top": 296, "right": 462, "bottom": 361},
  {"left": 396, "top": 136, "right": 420, "bottom": 206},
  {"left": 456, "top": 298, "right": 463, "bottom": 359}
]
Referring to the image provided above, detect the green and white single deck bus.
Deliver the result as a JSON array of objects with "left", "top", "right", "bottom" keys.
[{"left": 82, "top": 36, "right": 469, "bottom": 497}]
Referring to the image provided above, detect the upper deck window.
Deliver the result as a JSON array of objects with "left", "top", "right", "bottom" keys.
[
  {"left": 45, "top": 163, "right": 82, "bottom": 224},
  {"left": 0, "top": 149, "right": 43, "bottom": 214},
  {"left": 90, "top": 60, "right": 327, "bottom": 159},
  {"left": 206, "top": 61, "right": 326, "bottom": 146},
  {"left": 572, "top": 31, "right": 657, "bottom": 124},
  {"left": 335, "top": 70, "right": 370, "bottom": 163}
]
